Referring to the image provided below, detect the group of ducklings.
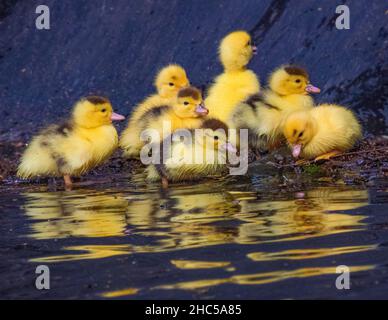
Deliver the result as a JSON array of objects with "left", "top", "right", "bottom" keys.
[{"left": 17, "top": 30, "right": 362, "bottom": 188}]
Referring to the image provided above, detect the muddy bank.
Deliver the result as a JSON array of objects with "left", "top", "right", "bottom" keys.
[
  {"left": 1, "top": 136, "right": 387, "bottom": 187},
  {"left": 0, "top": 141, "right": 23, "bottom": 181}
]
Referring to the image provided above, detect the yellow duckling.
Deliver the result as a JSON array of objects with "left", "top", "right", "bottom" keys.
[
  {"left": 128, "top": 64, "right": 190, "bottom": 123},
  {"left": 120, "top": 86, "right": 209, "bottom": 159},
  {"left": 205, "top": 30, "right": 260, "bottom": 123},
  {"left": 229, "top": 65, "right": 320, "bottom": 151},
  {"left": 17, "top": 96, "right": 125, "bottom": 187},
  {"left": 283, "top": 104, "right": 362, "bottom": 161},
  {"left": 146, "top": 118, "right": 236, "bottom": 188}
]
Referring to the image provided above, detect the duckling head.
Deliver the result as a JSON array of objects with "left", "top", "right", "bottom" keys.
[
  {"left": 269, "top": 65, "right": 321, "bottom": 96},
  {"left": 155, "top": 64, "right": 190, "bottom": 99},
  {"left": 283, "top": 111, "right": 316, "bottom": 158},
  {"left": 200, "top": 118, "right": 237, "bottom": 153},
  {"left": 173, "top": 86, "right": 209, "bottom": 118},
  {"left": 73, "top": 96, "right": 125, "bottom": 129},
  {"left": 219, "top": 30, "right": 257, "bottom": 72}
]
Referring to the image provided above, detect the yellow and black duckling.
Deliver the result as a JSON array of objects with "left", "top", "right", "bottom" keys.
[
  {"left": 205, "top": 30, "right": 260, "bottom": 123},
  {"left": 146, "top": 118, "right": 236, "bottom": 188},
  {"left": 283, "top": 104, "right": 362, "bottom": 161},
  {"left": 120, "top": 86, "right": 209, "bottom": 159},
  {"left": 17, "top": 96, "right": 125, "bottom": 188},
  {"left": 128, "top": 64, "right": 190, "bottom": 124},
  {"left": 229, "top": 65, "right": 320, "bottom": 152}
]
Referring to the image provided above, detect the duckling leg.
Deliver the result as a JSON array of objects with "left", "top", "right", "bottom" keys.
[
  {"left": 63, "top": 174, "right": 73, "bottom": 190},
  {"left": 155, "top": 163, "right": 169, "bottom": 189},
  {"left": 252, "top": 149, "right": 261, "bottom": 161},
  {"left": 161, "top": 177, "right": 169, "bottom": 189},
  {"left": 268, "top": 139, "right": 283, "bottom": 152},
  {"left": 295, "top": 159, "right": 309, "bottom": 166},
  {"left": 314, "top": 150, "right": 341, "bottom": 162}
]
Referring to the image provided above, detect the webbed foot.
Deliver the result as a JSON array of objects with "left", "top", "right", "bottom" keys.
[{"left": 314, "top": 150, "right": 341, "bottom": 162}]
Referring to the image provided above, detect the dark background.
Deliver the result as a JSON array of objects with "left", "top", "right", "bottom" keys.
[{"left": 0, "top": 0, "right": 387, "bottom": 139}]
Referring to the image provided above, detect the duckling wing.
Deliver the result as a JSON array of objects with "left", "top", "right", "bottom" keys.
[
  {"left": 17, "top": 123, "right": 92, "bottom": 178},
  {"left": 53, "top": 135, "right": 93, "bottom": 175}
]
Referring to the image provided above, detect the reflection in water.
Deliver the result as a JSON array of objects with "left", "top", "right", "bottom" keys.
[
  {"left": 156, "top": 265, "right": 374, "bottom": 291},
  {"left": 235, "top": 188, "right": 368, "bottom": 244},
  {"left": 26, "top": 187, "right": 369, "bottom": 260},
  {"left": 101, "top": 288, "right": 139, "bottom": 298},
  {"left": 23, "top": 191, "right": 129, "bottom": 239},
  {"left": 247, "top": 245, "right": 377, "bottom": 261},
  {"left": 171, "top": 260, "right": 231, "bottom": 269},
  {"left": 22, "top": 183, "right": 376, "bottom": 295},
  {"left": 30, "top": 245, "right": 132, "bottom": 263}
]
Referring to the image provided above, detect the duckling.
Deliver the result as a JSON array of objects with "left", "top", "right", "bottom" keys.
[
  {"left": 120, "top": 86, "right": 209, "bottom": 159},
  {"left": 283, "top": 104, "right": 362, "bottom": 161},
  {"left": 129, "top": 64, "right": 190, "bottom": 123},
  {"left": 205, "top": 30, "right": 260, "bottom": 123},
  {"left": 229, "top": 65, "right": 320, "bottom": 152},
  {"left": 17, "top": 96, "right": 125, "bottom": 188},
  {"left": 146, "top": 118, "right": 236, "bottom": 187}
]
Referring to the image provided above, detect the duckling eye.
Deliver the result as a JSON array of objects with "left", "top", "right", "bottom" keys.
[
  {"left": 169, "top": 82, "right": 174, "bottom": 87},
  {"left": 101, "top": 108, "right": 107, "bottom": 113},
  {"left": 298, "top": 131, "right": 304, "bottom": 138},
  {"left": 214, "top": 136, "right": 219, "bottom": 140},
  {"left": 247, "top": 41, "right": 251, "bottom": 46},
  {"left": 295, "top": 79, "right": 301, "bottom": 83},
  {"left": 183, "top": 101, "right": 189, "bottom": 106}
]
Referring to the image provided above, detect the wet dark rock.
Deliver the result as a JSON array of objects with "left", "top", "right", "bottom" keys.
[
  {"left": 0, "top": 1, "right": 387, "bottom": 186},
  {"left": 0, "top": 0, "right": 387, "bottom": 140},
  {"left": 0, "top": 0, "right": 20, "bottom": 20}
]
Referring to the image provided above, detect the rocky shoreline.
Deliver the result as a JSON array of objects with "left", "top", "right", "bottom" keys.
[{"left": 1, "top": 136, "right": 387, "bottom": 187}]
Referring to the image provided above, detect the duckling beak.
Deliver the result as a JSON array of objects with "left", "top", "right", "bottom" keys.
[
  {"left": 111, "top": 112, "right": 125, "bottom": 121},
  {"left": 305, "top": 84, "right": 321, "bottom": 94},
  {"left": 195, "top": 104, "right": 209, "bottom": 116},
  {"left": 252, "top": 46, "right": 258, "bottom": 55},
  {"left": 292, "top": 144, "right": 302, "bottom": 158},
  {"left": 221, "top": 142, "right": 237, "bottom": 153}
]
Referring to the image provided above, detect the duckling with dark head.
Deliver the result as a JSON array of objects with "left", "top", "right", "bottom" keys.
[
  {"left": 17, "top": 96, "right": 125, "bottom": 188},
  {"left": 120, "top": 86, "right": 208, "bottom": 159},
  {"left": 146, "top": 118, "right": 236, "bottom": 188},
  {"left": 229, "top": 65, "right": 320, "bottom": 153}
]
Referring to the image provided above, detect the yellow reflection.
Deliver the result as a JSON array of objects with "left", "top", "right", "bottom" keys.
[
  {"left": 122, "top": 186, "right": 370, "bottom": 255},
  {"left": 157, "top": 265, "right": 374, "bottom": 290},
  {"left": 171, "top": 260, "right": 231, "bottom": 269},
  {"left": 101, "top": 288, "right": 139, "bottom": 298},
  {"left": 126, "top": 188, "right": 239, "bottom": 250},
  {"left": 30, "top": 245, "right": 132, "bottom": 263},
  {"left": 235, "top": 188, "right": 368, "bottom": 244},
  {"left": 27, "top": 185, "right": 372, "bottom": 264},
  {"left": 247, "top": 245, "right": 377, "bottom": 261},
  {"left": 23, "top": 191, "right": 129, "bottom": 239}
]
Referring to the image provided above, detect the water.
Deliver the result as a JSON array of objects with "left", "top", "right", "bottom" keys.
[{"left": 1, "top": 169, "right": 387, "bottom": 299}]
